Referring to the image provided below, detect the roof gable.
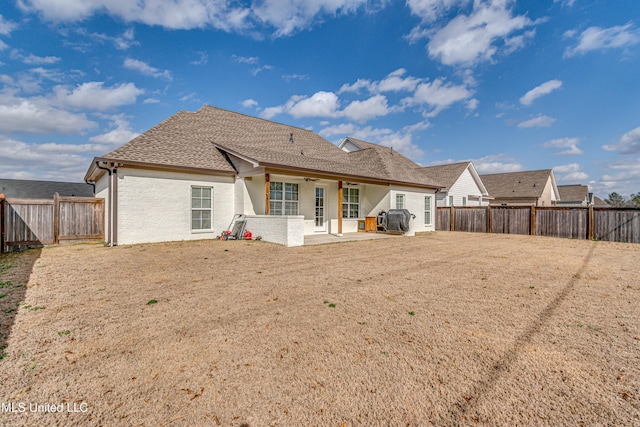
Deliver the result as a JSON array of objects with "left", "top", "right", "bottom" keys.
[{"left": 480, "top": 169, "right": 557, "bottom": 199}]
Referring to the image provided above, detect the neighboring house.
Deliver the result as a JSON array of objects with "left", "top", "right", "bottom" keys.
[
  {"left": 84, "top": 106, "right": 442, "bottom": 247},
  {"left": 0, "top": 178, "right": 94, "bottom": 199},
  {"left": 420, "top": 161, "right": 491, "bottom": 207},
  {"left": 592, "top": 196, "right": 609, "bottom": 207},
  {"left": 557, "top": 184, "right": 591, "bottom": 207},
  {"left": 480, "top": 169, "right": 560, "bottom": 206}
]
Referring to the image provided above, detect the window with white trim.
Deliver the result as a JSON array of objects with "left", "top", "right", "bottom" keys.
[
  {"left": 270, "top": 182, "right": 299, "bottom": 215},
  {"left": 462, "top": 196, "right": 467, "bottom": 206},
  {"left": 396, "top": 193, "right": 405, "bottom": 209},
  {"left": 191, "top": 187, "right": 213, "bottom": 231},
  {"left": 424, "top": 196, "right": 432, "bottom": 225},
  {"left": 342, "top": 188, "right": 360, "bottom": 218},
  {"left": 449, "top": 195, "right": 454, "bottom": 206}
]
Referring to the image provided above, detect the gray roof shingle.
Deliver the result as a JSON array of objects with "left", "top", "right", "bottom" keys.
[
  {"left": 480, "top": 169, "right": 553, "bottom": 199},
  {"left": 420, "top": 162, "right": 471, "bottom": 189},
  {"left": 91, "top": 106, "right": 441, "bottom": 188},
  {"left": 0, "top": 178, "right": 94, "bottom": 199},
  {"left": 557, "top": 184, "right": 588, "bottom": 202}
]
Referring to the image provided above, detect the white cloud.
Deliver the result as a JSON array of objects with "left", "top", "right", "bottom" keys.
[
  {"left": 520, "top": 79, "right": 562, "bottom": 106},
  {"left": 124, "top": 58, "right": 172, "bottom": 81},
  {"left": 252, "top": 0, "right": 370, "bottom": 37},
  {"left": 0, "top": 92, "right": 96, "bottom": 134},
  {"left": 0, "top": 135, "right": 104, "bottom": 181},
  {"left": 598, "top": 157, "right": 640, "bottom": 197},
  {"left": 413, "top": 0, "right": 536, "bottom": 67},
  {"left": 89, "top": 114, "right": 140, "bottom": 145},
  {"left": 406, "top": 0, "right": 465, "bottom": 23},
  {"left": 10, "top": 49, "right": 61, "bottom": 65},
  {"left": 376, "top": 68, "right": 422, "bottom": 93},
  {"left": 553, "top": 163, "right": 588, "bottom": 183},
  {"left": 190, "top": 51, "right": 208, "bottom": 65},
  {"left": 320, "top": 121, "right": 427, "bottom": 160},
  {"left": 242, "top": 99, "right": 259, "bottom": 108},
  {"left": 55, "top": 81, "right": 143, "bottom": 111},
  {"left": 602, "top": 126, "right": 640, "bottom": 154},
  {"left": 0, "top": 14, "right": 18, "bottom": 36},
  {"left": 518, "top": 114, "right": 556, "bottom": 128},
  {"left": 342, "top": 95, "right": 389, "bottom": 122},
  {"left": 288, "top": 91, "right": 340, "bottom": 118},
  {"left": 564, "top": 23, "right": 640, "bottom": 57},
  {"left": 554, "top": 0, "right": 576, "bottom": 7},
  {"left": 403, "top": 78, "right": 473, "bottom": 116},
  {"left": 544, "top": 137, "right": 583, "bottom": 155},
  {"left": 18, "top": 0, "right": 252, "bottom": 32}
]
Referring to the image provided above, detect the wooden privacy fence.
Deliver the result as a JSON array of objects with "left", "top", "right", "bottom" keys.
[
  {"left": 436, "top": 206, "right": 640, "bottom": 244},
  {"left": 1, "top": 193, "right": 105, "bottom": 253}
]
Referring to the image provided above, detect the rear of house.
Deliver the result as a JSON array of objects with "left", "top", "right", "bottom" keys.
[{"left": 85, "top": 106, "right": 441, "bottom": 247}]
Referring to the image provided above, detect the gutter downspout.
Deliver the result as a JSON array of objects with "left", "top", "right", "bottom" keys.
[
  {"left": 85, "top": 179, "right": 95, "bottom": 195},
  {"left": 95, "top": 161, "right": 119, "bottom": 246}
]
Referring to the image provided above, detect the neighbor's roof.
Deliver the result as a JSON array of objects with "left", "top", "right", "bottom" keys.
[
  {"left": 592, "top": 196, "right": 610, "bottom": 207},
  {"left": 0, "top": 178, "right": 94, "bottom": 199},
  {"left": 87, "top": 106, "right": 441, "bottom": 188},
  {"left": 480, "top": 169, "right": 555, "bottom": 199},
  {"left": 557, "top": 184, "right": 589, "bottom": 202}
]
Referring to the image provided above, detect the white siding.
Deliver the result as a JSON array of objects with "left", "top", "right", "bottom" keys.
[
  {"left": 115, "top": 167, "right": 235, "bottom": 245},
  {"left": 448, "top": 168, "right": 488, "bottom": 206}
]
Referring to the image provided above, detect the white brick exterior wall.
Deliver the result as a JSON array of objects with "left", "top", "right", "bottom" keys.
[{"left": 114, "top": 167, "right": 235, "bottom": 245}]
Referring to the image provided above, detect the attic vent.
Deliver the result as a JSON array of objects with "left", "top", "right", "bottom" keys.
[{"left": 289, "top": 133, "right": 294, "bottom": 144}]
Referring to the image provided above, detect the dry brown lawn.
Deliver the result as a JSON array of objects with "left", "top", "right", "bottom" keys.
[{"left": 0, "top": 232, "right": 639, "bottom": 426}]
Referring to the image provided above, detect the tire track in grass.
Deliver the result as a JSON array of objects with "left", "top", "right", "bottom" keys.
[{"left": 449, "top": 241, "right": 598, "bottom": 424}]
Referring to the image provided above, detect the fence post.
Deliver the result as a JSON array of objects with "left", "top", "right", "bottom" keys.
[
  {"left": 53, "top": 192, "right": 60, "bottom": 245},
  {"left": 530, "top": 205, "right": 536, "bottom": 236},
  {"left": 0, "top": 195, "right": 5, "bottom": 253},
  {"left": 450, "top": 206, "right": 455, "bottom": 231},
  {"left": 588, "top": 205, "right": 594, "bottom": 240},
  {"left": 486, "top": 205, "right": 491, "bottom": 234}
]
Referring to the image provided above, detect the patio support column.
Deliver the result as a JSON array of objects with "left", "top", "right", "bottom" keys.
[
  {"left": 265, "top": 173, "right": 270, "bottom": 215},
  {"left": 337, "top": 181, "right": 343, "bottom": 236}
]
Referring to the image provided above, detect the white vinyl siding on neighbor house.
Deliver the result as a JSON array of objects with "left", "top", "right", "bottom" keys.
[
  {"left": 424, "top": 196, "right": 432, "bottom": 225},
  {"left": 449, "top": 168, "right": 487, "bottom": 207},
  {"left": 191, "top": 186, "right": 213, "bottom": 231},
  {"left": 396, "top": 194, "right": 405, "bottom": 209},
  {"left": 270, "top": 182, "right": 299, "bottom": 215},
  {"left": 342, "top": 188, "right": 360, "bottom": 218}
]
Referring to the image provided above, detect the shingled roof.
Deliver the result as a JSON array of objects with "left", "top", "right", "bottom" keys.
[
  {"left": 0, "top": 178, "right": 93, "bottom": 199},
  {"left": 420, "top": 162, "right": 472, "bottom": 189},
  {"left": 480, "top": 169, "right": 555, "bottom": 199},
  {"left": 557, "top": 184, "right": 589, "bottom": 203},
  {"left": 87, "top": 106, "right": 441, "bottom": 188}
]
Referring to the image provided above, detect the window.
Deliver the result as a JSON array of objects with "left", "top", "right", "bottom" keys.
[
  {"left": 396, "top": 194, "right": 405, "bottom": 209},
  {"left": 342, "top": 188, "right": 360, "bottom": 218},
  {"left": 270, "top": 182, "right": 299, "bottom": 215},
  {"left": 191, "top": 187, "right": 213, "bottom": 231},
  {"left": 449, "top": 195, "right": 454, "bottom": 206},
  {"left": 462, "top": 196, "right": 467, "bottom": 206},
  {"left": 424, "top": 196, "right": 432, "bottom": 225}
]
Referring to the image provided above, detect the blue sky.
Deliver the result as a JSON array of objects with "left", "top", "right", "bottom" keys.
[{"left": 1, "top": 0, "right": 639, "bottom": 198}]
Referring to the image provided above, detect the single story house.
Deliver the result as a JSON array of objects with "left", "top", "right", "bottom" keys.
[
  {"left": 480, "top": 169, "right": 560, "bottom": 206},
  {"left": 84, "top": 106, "right": 443, "bottom": 247},
  {"left": 557, "top": 184, "right": 591, "bottom": 207},
  {"left": 419, "top": 161, "right": 491, "bottom": 207},
  {"left": 0, "top": 178, "right": 94, "bottom": 199}
]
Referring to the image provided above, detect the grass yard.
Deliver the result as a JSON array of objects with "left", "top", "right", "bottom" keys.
[{"left": 0, "top": 232, "right": 639, "bottom": 426}]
